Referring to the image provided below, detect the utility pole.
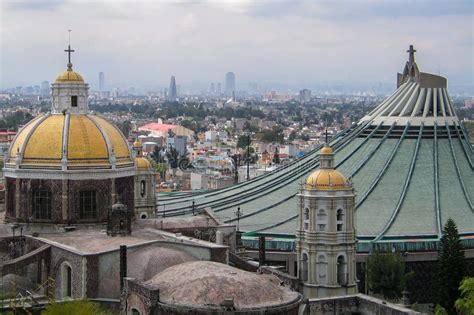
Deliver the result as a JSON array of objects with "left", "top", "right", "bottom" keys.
[
  {"left": 246, "top": 134, "right": 251, "bottom": 180},
  {"left": 234, "top": 207, "right": 243, "bottom": 247},
  {"left": 234, "top": 207, "right": 243, "bottom": 232}
]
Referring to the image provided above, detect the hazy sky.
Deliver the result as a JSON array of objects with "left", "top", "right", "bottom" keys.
[{"left": 0, "top": 0, "right": 472, "bottom": 90}]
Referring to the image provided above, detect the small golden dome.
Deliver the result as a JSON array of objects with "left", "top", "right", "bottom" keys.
[
  {"left": 320, "top": 145, "right": 333, "bottom": 155},
  {"left": 305, "top": 169, "right": 349, "bottom": 190},
  {"left": 55, "top": 70, "right": 84, "bottom": 83},
  {"left": 136, "top": 157, "right": 152, "bottom": 170},
  {"left": 133, "top": 140, "right": 142, "bottom": 148},
  {"left": 7, "top": 114, "right": 132, "bottom": 169}
]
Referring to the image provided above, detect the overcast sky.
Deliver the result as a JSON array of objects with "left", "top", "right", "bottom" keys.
[{"left": 0, "top": 0, "right": 472, "bottom": 90}]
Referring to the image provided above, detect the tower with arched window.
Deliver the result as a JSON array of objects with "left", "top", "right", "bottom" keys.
[
  {"left": 133, "top": 140, "right": 156, "bottom": 219},
  {"left": 296, "top": 144, "right": 357, "bottom": 298}
]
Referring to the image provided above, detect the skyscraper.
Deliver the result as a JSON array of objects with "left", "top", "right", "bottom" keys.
[
  {"left": 99, "top": 72, "right": 105, "bottom": 91},
  {"left": 40, "top": 81, "right": 50, "bottom": 97},
  {"left": 217, "top": 83, "right": 222, "bottom": 96},
  {"left": 299, "top": 89, "right": 311, "bottom": 103},
  {"left": 225, "top": 72, "right": 235, "bottom": 96},
  {"left": 168, "top": 76, "right": 177, "bottom": 101},
  {"left": 210, "top": 82, "right": 215, "bottom": 94}
]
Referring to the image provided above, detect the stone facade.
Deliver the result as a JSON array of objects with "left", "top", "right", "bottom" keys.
[
  {"left": 5, "top": 176, "right": 134, "bottom": 224},
  {"left": 306, "top": 294, "right": 419, "bottom": 315}
]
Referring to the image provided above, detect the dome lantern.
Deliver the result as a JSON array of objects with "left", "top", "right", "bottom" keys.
[
  {"left": 51, "top": 33, "right": 89, "bottom": 114},
  {"left": 305, "top": 143, "right": 350, "bottom": 191}
]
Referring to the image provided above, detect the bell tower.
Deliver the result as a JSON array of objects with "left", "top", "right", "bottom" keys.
[
  {"left": 133, "top": 140, "right": 157, "bottom": 219},
  {"left": 51, "top": 31, "right": 89, "bottom": 114},
  {"left": 296, "top": 143, "right": 357, "bottom": 298}
]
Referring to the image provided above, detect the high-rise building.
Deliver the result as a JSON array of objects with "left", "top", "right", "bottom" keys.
[
  {"left": 217, "top": 83, "right": 222, "bottom": 96},
  {"left": 40, "top": 81, "right": 50, "bottom": 97},
  {"left": 168, "top": 76, "right": 177, "bottom": 101},
  {"left": 99, "top": 72, "right": 105, "bottom": 91},
  {"left": 225, "top": 72, "right": 235, "bottom": 96},
  {"left": 210, "top": 82, "right": 215, "bottom": 94},
  {"left": 299, "top": 89, "right": 311, "bottom": 103}
]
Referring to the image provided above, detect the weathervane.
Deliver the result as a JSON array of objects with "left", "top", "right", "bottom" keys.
[{"left": 65, "top": 30, "right": 75, "bottom": 71}]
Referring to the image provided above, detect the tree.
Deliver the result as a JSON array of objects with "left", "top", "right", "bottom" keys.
[
  {"left": 42, "top": 299, "right": 113, "bottom": 315},
  {"left": 435, "top": 304, "right": 448, "bottom": 315},
  {"left": 150, "top": 146, "right": 165, "bottom": 164},
  {"left": 117, "top": 120, "right": 131, "bottom": 137},
  {"left": 237, "top": 135, "right": 251, "bottom": 149},
  {"left": 257, "top": 126, "right": 284, "bottom": 144},
  {"left": 272, "top": 147, "right": 280, "bottom": 164},
  {"left": 288, "top": 130, "right": 297, "bottom": 142},
  {"left": 455, "top": 277, "right": 474, "bottom": 315},
  {"left": 166, "top": 147, "right": 179, "bottom": 169},
  {"left": 435, "top": 218, "right": 466, "bottom": 315},
  {"left": 367, "top": 251, "right": 412, "bottom": 300}
]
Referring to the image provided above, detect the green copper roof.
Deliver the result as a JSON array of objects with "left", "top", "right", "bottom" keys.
[{"left": 157, "top": 49, "right": 474, "bottom": 251}]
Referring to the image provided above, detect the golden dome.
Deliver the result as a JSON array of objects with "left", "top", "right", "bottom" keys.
[
  {"left": 136, "top": 157, "right": 152, "bottom": 170},
  {"left": 133, "top": 140, "right": 142, "bottom": 148},
  {"left": 55, "top": 70, "right": 84, "bottom": 83},
  {"left": 305, "top": 169, "right": 349, "bottom": 190},
  {"left": 7, "top": 113, "right": 133, "bottom": 170},
  {"left": 320, "top": 145, "right": 333, "bottom": 155}
]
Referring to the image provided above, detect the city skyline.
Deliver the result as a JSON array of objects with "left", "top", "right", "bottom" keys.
[{"left": 0, "top": 0, "right": 472, "bottom": 90}]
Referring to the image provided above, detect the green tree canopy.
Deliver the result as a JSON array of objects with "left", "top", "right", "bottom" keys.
[
  {"left": 455, "top": 277, "right": 474, "bottom": 315},
  {"left": 367, "top": 251, "right": 412, "bottom": 300},
  {"left": 0, "top": 111, "right": 33, "bottom": 130},
  {"left": 237, "top": 135, "right": 251, "bottom": 149},
  {"left": 257, "top": 126, "right": 284, "bottom": 144},
  {"left": 42, "top": 299, "right": 113, "bottom": 315},
  {"left": 435, "top": 218, "right": 466, "bottom": 315}
]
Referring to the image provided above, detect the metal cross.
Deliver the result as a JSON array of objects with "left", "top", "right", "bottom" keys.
[
  {"left": 407, "top": 45, "right": 416, "bottom": 63},
  {"left": 64, "top": 30, "right": 75, "bottom": 69}
]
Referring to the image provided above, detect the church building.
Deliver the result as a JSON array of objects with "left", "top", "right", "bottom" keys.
[{"left": 3, "top": 44, "right": 137, "bottom": 224}]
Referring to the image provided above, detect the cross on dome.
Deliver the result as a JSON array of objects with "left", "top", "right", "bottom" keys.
[
  {"left": 407, "top": 45, "right": 416, "bottom": 64},
  {"left": 64, "top": 30, "right": 75, "bottom": 71}
]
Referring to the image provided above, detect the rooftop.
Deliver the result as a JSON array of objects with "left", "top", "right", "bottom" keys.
[{"left": 145, "top": 261, "right": 301, "bottom": 309}]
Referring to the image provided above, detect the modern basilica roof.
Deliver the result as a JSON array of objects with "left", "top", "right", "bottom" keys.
[{"left": 156, "top": 46, "right": 474, "bottom": 252}]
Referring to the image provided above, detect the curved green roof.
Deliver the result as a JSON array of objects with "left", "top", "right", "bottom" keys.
[{"left": 157, "top": 48, "right": 474, "bottom": 250}]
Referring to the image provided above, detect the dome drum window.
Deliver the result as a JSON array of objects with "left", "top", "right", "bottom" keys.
[
  {"left": 79, "top": 191, "right": 97, "bottom": 220},
  {"left": 33, "top": 190, "right": 52, "bottom": 220},
  {"left": 71, "top": 95, "right": 78, "bottom": 107}
]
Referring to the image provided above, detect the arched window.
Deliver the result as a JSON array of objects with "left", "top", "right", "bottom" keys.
[
  {"left": 317, "top": 254, "right": 327, "bottom": 284},
  {"left": 79, "top": 190, "right": 97, "bottom": 220},
  {"left": 140, "top": 180, "right": 146, "bottom": 198},
  {"left": 131, "top": 308, "right": 141, "bottom": 315},
  {"left": 336, "top": 209, "right": 345, "bottom": 231},
  {"left": 300, "top": 252, "right": 309, "bottom": 282},
  {"left": 33, "top": 190, "right": 52, "bottom": 220},
  {"left": 317, "top": 209, "right": 327, "bottom": 231},
  {"left": 303, "top": 208, "right": 310, "bottom": 230},
  {"left": 61, "top": 262, "right": 72, "bottom": 298},
  {"left": 337, "top": 255, "right": 347, "bottom": 286}
]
